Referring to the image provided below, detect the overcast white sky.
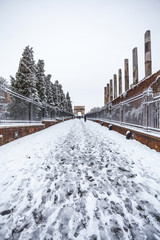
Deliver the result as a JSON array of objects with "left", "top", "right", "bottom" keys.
[{"left": 0, "top": 0, "right": 160, "bottom": 112}]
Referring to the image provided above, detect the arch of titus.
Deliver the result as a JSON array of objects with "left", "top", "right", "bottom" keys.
[{"left": 74, "top": 106, "right": 85, "bottom": 115}]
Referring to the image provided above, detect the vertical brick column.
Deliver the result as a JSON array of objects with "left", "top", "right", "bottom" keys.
[
  {"left": 114, "top": 74, "right": 117, "bottom": 99},
  {"left": 145, "top": 30, "right": 152, "bottom": 77},
  {"left": 104, "top": 87, "right": 107, "bottom": 105},
  {"left": 110, "top": 79, "right": 113, "bottom": 102},
  {"left": 124, "top": 59, "right": 129, "bottom": 91},
  {"left": 106, "top": 83, "right": 110, "bottom": 103},
  {"left": 133, "top": 47, "right": 139, "bottom": 84},
  {"left": 118, "top": 69, "right": 122, "bottom": 95}
]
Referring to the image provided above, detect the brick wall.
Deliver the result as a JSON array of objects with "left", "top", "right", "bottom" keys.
[
  {"left": 112, "top": 70, "right": 160, "bottom": 106},
  {"left": 0, "top": 118, "right": 72, "bottom": 146},
  {"left": 0, "top": 124, "right": 45, "bottom": 146},
  {"left": 42, "top": 120, "right": 58, "bottom": 128},
  {"left": 91, "top": 119, "right": 160, "bottom": 152},
  {"left": 152, "top": 76, "right": 160, "bottom": 95},
  {"left": 0, "top": 134, "right": 3, "bottom": 146}
]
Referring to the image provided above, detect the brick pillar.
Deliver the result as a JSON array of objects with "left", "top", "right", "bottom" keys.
[
  {"left": 124, "top": 59, "right": 129, "bottom": 91},
  {"left": 133, "top": 47, "right": 138, "bottom": 84},
  {"left": 106, "top": 83, "right": 110, "bottom": 103},
  {"left": 104, "top": 87, "right": 107, "bottom": 105},
  {"left": 110, "top": 79, "right": 113, "bottom": 102},
  {"left": 118, "top": 69, "right": 122, "bottom": 95},
  {"left": 145, "top": 30, "right": 152, "bottom": 77},
  {"left": 114, "top": 74, "right": 117, "bottom": 99}
]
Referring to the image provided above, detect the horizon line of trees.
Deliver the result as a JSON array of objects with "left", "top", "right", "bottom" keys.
[{"left": 10, "top": 46, "right": 73, "bottom": 114}]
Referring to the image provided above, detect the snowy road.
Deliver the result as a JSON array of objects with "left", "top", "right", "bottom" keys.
[{"left": 0, "top": 119, "right": 160, "bottom": 240}]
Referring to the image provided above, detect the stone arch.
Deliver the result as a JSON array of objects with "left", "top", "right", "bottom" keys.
[{"left": 74, "top": 106, "right": 85, "bottom": 116}]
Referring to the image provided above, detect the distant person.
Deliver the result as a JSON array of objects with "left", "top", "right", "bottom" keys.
[{"left": 84, "top": 115, "right": 87, "bottom": 122}]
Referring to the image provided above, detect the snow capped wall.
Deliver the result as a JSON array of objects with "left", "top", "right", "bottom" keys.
[
  {"left": 0, "top": 118, "right": 72, "bottom": 146},
  {"left": 91, "top": 119, "right": 160, "bottom": 152}
]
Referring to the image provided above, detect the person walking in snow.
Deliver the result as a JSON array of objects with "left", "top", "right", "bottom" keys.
[{"left": 84, "top": 115, "right": 87, "bottom": 122}]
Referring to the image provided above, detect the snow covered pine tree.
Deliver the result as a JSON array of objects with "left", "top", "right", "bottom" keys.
[
  {"left": 8, "top": 46, "right": 73, "bottom": 121},
  {"left": 36, "top": 59, "right": 48, "bottom": 117},
  {"left": 66, "top": 92, "right": 73, "bottom": 113},
  {"left": 9, "top": 46, "right": 40, "bottom": 120}
]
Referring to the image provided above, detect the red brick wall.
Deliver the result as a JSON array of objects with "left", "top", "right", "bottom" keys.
[
  {"left": 91, "top": 119, "right": 160, "bottom": 152},
  {"left": 64, "top": 117, "right": 72, "bottom": 121},
  {"left": 112, "top": 70, "right": 160, "bottom": 106},
  {"left": 0, "top": 118, "right": 73, "bottom": 146},
  {"left": 0, "top": 124, "right": 45, "bottom": 146},
  {"left": 42, "top": 120, "right": 58, "bottom": 128},
  {"left": 135, "top": 133, "right": 160, "bottom": 152},
  {"left": 152, "top": 76, "right": 160, "bottom": 95},
  {"left": 0, "top": 134, "right": 3, "bottom": 146}
]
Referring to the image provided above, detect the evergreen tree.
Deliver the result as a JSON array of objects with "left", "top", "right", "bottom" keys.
[
  {"left": 45, "top": 74, "right": 54, "bottom": 105},
  {"left": 8, "top": 46, "right": 41, "bottom": 121},
  {"left": 36, "top": 59, "right": 47, "bottom": 103},
  {"left": 61, "top": 92, "right": 66, "bottom": 110},
  {"left": 57, "top": 82, "right": 62, "bottom": 108},
  {"left": 11, "top": 46, "right": 40, "bottom": 103},
  {"left": 59, "top": 84, "right": 65, "bottom": 110},
  {"left": 6, "top": 45, "right": 74, "bottom": 120},
  {"left": 66, "top": 92, "right": 73, "bottom": 113},
  {"left": 52, "top": 80, "right": 60, "bottom": 108},
  {"left": 10, "top": 76, "right": 16, "bottom": 89},
  {"left": 63, "top": 96, "right": 68, "bottom": 112},
  {"left": 0, "top": 77, "right": 8, "bottom": 87}
]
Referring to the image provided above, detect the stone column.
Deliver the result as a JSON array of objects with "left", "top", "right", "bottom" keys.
[
  {"left": 118, "top": 69, "right": 122, "bottom": 95},
  {"left": 145, "top": 30, "right": 152, "bottom": 77},
  {"left": 114, "top": 74, "right": 117, "bottom": 99},
  {"left": 110, "top": 79, "right": 113, "bottom": 102},
  {"left": 106, "top": 83, "right": 110, "bottom": 103},
  {"left": 104, "top": 87, "right": 107, "bottom": 105},
  {"left": 124, "top": 59, "right": 129, "bottom": 91},
  {"left": 133, "top": 47, "right": 138, "bottom": 84}
]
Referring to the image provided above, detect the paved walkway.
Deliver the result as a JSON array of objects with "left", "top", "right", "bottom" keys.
[{"left": 0, "top": 119, "right": 160, "bottom": 239}]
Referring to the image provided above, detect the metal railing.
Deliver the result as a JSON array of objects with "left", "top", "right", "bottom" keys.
[
  {"left": 0, "top": 84, "right": 73, "bottom": 123},
  {"left": 87, "top": 88, "right": 160, "bottom": 132}
]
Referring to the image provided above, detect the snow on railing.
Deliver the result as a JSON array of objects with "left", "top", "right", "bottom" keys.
[
  {"left": 87, "top": 88, "right": 160, "bottom": 132},
  {"left": 0, "top": 84, "right": 73, "bottom": 123}
]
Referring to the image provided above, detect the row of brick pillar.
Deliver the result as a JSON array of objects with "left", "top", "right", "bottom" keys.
[{"left": 104, "top": 30, "right": 152, "bottom": 105}]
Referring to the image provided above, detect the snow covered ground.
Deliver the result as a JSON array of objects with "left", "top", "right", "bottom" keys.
[{"left": 0, "top": 119, "right": 160, "bottom": 240}]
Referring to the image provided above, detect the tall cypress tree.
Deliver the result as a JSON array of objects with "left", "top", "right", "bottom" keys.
[
  {"left": 52, "top": 80, "right": 60, "bottom": 108},
  {"left": 59, "top": 84, "right": 65, "bottom": 110},
  {"left": 57, "top": 82, "right": 62, "bottom": 108},
  {"left": 46, "top": 74, "right": 54, "bottom": 105},
  {"left": 61, "top": 91, "right": 66, "bottom": 110},
  {"left": 36, "top": 59, "right": 47, "bottom": 103},
  {"left": 8, "top": 46, "right": 41, "bottom": 120},
  {"left": 11, "top": 46, "right": 40, "bottom": 103},
  {"left": 7, "top": 45, "right": 73, "bottom": 120},
  {"left": 66, "top": 92, "right": 73, "bottom": 113}
]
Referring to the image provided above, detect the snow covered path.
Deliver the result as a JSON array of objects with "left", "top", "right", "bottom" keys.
[{"left": 0, "top": 119, "right": 160, "bottom": 240}]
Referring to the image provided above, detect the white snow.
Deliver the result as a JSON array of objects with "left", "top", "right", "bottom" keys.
[
  {"left": 91, "top": 118, "right": 160, "bottom": 138},
  {"left": 0, "top": 123, "right": 44, "bottom": 127},
  {"left": 0, "top": 119, "right": 160, "bottom": 239}
]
